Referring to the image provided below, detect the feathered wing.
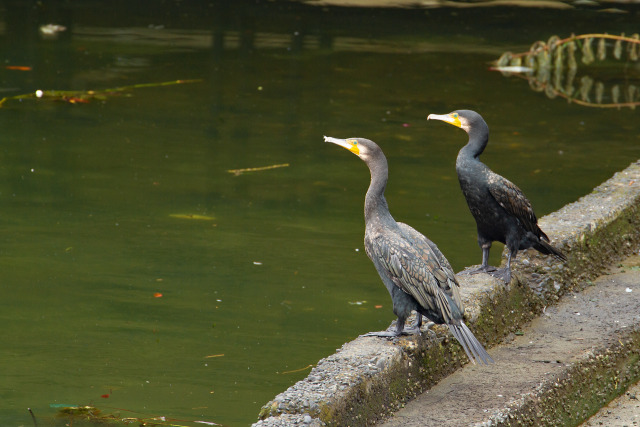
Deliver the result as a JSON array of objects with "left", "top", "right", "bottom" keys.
[
  {"left": 397, "top": 222, "right": 463, "bottom": 311},
  {"left": 366, "top": 228, "right": 460, "bottom": 325},
  {"left": 487, "top": 171, "right": 566, "bottom": 260},
  {"left": 486, "top": 171, "right": 547, "bottom": 240},
  {"left": 365, "top": 225, "right": 493, "bottom": 364},
  {"left": 396, "top": 224, "right": 493, "bottom": 364}
]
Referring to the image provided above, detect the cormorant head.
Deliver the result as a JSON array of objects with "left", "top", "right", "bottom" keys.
[
  {"left": 427, "top": 109, "right": 486, "bottom": 134},
  {"left": 324, "top": 136, "right": 380, "bottom": 163}
]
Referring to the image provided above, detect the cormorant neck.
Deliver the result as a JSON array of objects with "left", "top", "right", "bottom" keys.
[
  {"left": 462, "top": 121, "right": 489, "bottom": 159},
  {"left": 363, "top": 156, "right": 393, "bottom": 224}
]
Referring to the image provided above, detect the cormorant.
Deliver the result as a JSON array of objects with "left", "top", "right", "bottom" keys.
[
  {"left": 325, "top": 135, "right": 493, "bottom": 365},
  {"left": 427, "top": 110, "right": 566, "bottom": 283}
]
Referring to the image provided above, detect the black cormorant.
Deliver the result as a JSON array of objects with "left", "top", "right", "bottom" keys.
[
  {"left": 427, "top": 110, "right": 566, "bottom": 283},
  {"left": 325, "top": 135, "right": 493, "bottom": 365}
]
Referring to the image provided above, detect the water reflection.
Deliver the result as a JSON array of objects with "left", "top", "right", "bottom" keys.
[
  {"left": 493, "top": 33, "right": 640, "bottom": 108},
  {"left": 0, "top": 1, "right": 639, "bottom": 426}
]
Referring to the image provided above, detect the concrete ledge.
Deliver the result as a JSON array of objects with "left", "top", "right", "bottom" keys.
[
  {"left": 254, "top": 160, "right": 640, "bottom": 427},
  {"left": 380, "top": 257, "right": 640, "bottom": 426}
]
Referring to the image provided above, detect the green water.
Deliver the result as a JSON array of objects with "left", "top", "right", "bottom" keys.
[{"left": 0, "top": 1, "right": 639, "bottom": 426}]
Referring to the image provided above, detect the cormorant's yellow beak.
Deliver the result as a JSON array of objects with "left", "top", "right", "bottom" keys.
[
  {"left": 427, "top": 113, "right": 462, "bottom": 128},
  {"left": 324, "top": 136, "right": 360, "bottom": 155}
]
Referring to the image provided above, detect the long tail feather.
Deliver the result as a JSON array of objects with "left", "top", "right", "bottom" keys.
[
  {"left": 448, "top": 322, "right": 494, "bottom": 365},
  {"left": 535, "top": 238, "right": 567, "bottom": 261}
]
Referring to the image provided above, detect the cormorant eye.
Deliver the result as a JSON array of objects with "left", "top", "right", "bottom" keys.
[{"left": 453, "top": 113, "right": 459, "bottom": 118}]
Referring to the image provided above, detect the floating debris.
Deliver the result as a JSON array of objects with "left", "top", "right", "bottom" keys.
[
  {"left": 169, "top": 213, "right": 215, "bottom": 220},
  {"left": 39, "top": 23, "right": 67, "bottom": 38},
  {"left": 4, "top": 65, "right": 31, "bottom": 71},
  {"left": 47, "top": 404, "right": 222, "bottom": 426},
  {"left": 227, "top": 163, "right": 289, "bottom": 176},
  {"left": 489, "top": 65, "right": 535, "bottom": 73},
  {"left": 281, "top": 364, "right": 314, "bottom": 374},
  {"left": 0, "top": 79, "right": 202, "bottom": 108}
]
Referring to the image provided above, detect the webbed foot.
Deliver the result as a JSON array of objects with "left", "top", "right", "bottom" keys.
[
  {"left": 487, "top": 267, "right": 512, "bottom": 284},
  {"left": 461, "top": 265, "right": 498, "bottom": 275},
  {"left": 360, "top": 330, "right": 402, "bottom": 338},
  {"left": 361, "top": 321, "right": 432, "bottom": 338}
]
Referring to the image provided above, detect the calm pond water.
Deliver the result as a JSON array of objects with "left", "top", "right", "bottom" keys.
[{"left": 1, "top": 1, "right": 639, "bottom": 425}]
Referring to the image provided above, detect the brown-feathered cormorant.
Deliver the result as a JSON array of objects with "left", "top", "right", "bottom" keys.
[
  {"left": 427, "top": 110, "right": 566, "bottom": 283},
  {"left": 325, "top": 135, "right": 493, "bottom": 365}
]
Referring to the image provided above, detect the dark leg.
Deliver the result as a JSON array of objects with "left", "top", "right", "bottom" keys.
[
  {"left": 406, "top": 313, "right": 436, "bottom": 335},
  {"left": 488, "top": 249, "right": 514, "bottom": 283},
  {"left": 462, "top": 244, "right": 497, "bottom": 275},
  {"left": 402, "top": 313, "right": 422, "bottom": 334},
  {"left": 481, "top": 245, "right": 491, "bottom": 269},
  {"left": 362, "top": 311, "right": 430, "bottom": 337}
]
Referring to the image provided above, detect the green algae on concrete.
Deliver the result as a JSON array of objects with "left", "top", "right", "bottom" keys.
[{"left": 488, "top": 309, "right": 640, "bottom": 426}]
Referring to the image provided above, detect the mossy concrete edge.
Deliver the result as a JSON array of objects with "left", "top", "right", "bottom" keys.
[
  {"left": 253, "top": 160, "right": 640, "bottom": 427},
  {"left": 489, "top": 329, "right": 640, "bottom": 426}
]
